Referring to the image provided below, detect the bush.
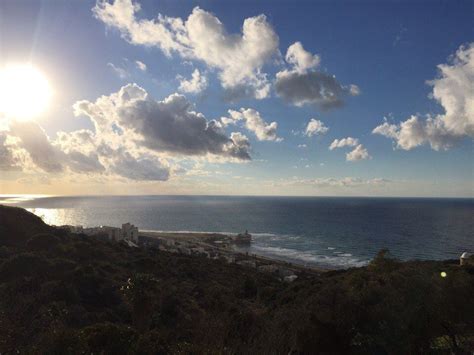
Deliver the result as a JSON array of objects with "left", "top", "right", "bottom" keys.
[
  {"left": 27, "top": 233, "right": 60, "bottom": 251},
  {"left": 0, "top": 253, "right": 51, "bottom": 281},
  {"left": 80, "top": 322, "right": 137, "bottom": 354}
]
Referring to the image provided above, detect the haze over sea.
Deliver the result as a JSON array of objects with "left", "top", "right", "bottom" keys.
[{"left": 3, "top": 195, "right": 473, "bottom": 269}]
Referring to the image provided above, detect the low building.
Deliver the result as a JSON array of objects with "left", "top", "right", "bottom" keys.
[
  {"left": 236, "top": 260, "right": 256, "bottom": 268},
  {"left": 460, "top": 252, "right": 474, "bottom": 266},
  {"left": 233, "top": 230, "right": 252, "bottom": 244},
  {"left": 284, "top": 275, "right": 298, "bottom": 283}
]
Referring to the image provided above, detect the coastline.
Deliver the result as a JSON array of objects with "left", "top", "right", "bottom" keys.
[{"left": 140, "top": 230, "right": 330, "bottom": 274}]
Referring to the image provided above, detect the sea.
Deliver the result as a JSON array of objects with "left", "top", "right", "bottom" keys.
[{"left": 2, "top": 195, "right": 473, "bottom": 269}]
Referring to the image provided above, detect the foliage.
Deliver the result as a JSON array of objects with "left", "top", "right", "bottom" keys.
[{"left": 0, "top": 206, "right": 472, "bottom": 353}]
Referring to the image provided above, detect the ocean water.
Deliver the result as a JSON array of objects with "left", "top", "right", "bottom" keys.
[{"left": 3, "top": 195, "right": 473, "bottom": 269}]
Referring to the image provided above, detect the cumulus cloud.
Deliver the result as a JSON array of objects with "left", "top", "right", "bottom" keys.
[
  {"left": 275, "top": 42, "right": 359, "bottom": 109},
  {"left": 329, "top": 137, "right": 370, "bottom": 162},
  {"left": 135, "top": 60, "right": 147, "bottom": 71},
  {"left": 224, "top": 132, "right": 252, "bottom": 159},
  {"left": 0, "top": 84, "right": 253, "bottom": 181},
  {"left": 3, "top": 121, "right": 106, "bottom": 175},
  {"left": 178, "top": 69, "right": 208, "bottom": 94},
  {"left": 74, "top": 83, "right": 252, "bottom": 160},
  {"left": 329, "top": 137, "right": 359, "bottom": 150},
  {"left": 9, "top": 121, "right": 64, "bottom": 173},
  {"left": 373, "top": 43, "right": 474, "bottom": 151},
  {"left": 223, "top": 108, "right": 282, "bottom": 141},
  {"left": 0, "top": 132, "right": 20, "bottom": 171},
  {"left": 346, "top": 144, "right": 370, "bottom": 161},
  {"left": 305, "top": 118, "right": 329, "bottom": 137},
  {"left": 285, "top": 41, "right": 320, "bottom": 73},
  {"left": 93, "top": 0, "right": 279, "bottom": 99}
]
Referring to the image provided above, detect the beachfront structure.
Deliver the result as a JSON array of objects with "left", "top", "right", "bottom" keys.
[
  {"left": 234, "top": 230, "right": 252, "bottom": 244},
  {"left": 460, "top": 252, "right": 473, "bottom": 266},
  {"left": 122, "top": 223, "right": 139, "bottom": 242},
  {"left": 83, "top": 226, "right": 121, "bottom": 241},
  {"left": 103, "top": 226, "right": 122, "bottom": 241},
  {"left": 82, "top": 223, "right": 139, "bottom": 243}
]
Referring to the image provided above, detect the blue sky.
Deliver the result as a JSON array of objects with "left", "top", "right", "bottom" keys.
[{"left": 0, "top": 0, "right": 472, "bottom": 197}]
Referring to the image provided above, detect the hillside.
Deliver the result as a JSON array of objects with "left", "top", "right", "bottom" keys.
[
  {"left": 0, "top": 206, "right": 473, "bottom": 353},
  {"left": 0, "top": 205, "right": 55, "bottom": 246}
]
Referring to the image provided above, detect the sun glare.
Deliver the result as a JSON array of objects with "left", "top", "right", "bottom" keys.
[{"left": 0, "top": 64, "right": 52, "bottom": 121}]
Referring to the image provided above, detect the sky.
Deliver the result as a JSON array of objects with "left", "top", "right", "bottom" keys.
[{"left": 0, "top": 0, "right": 472, "bottom": 197}]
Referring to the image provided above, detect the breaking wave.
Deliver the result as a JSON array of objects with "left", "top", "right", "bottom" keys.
[{"left": 251, "top": 245, "right": 369, "bottom": 269}]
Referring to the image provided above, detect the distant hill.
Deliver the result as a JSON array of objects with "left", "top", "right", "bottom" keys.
[{"left": 0, "top": 205, "right": 54, "bottom": 246}]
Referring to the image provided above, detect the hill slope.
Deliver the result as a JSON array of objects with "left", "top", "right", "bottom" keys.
[
  {"left": 0, "top": 205, "right": 54, "bottom": 246},
  {"left": 0, "top": 205, "right": 472, "bottom": 353}
]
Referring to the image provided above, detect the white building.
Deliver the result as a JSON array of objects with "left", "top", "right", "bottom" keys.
[
  {"left": 122, "top": 222, "right": 139, "bottom": 242},
  {"left": 460, "top": 252, "right": 473, "bottom": 266},
  {"left": 103, "top": 226, "right": 122, "bottom": 241},
  {"left": 81, "top": 223, "right": 140, "bottom": 243}
]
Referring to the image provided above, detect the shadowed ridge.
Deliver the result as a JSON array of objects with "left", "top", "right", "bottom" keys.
[{"left": 0, "top": 205, "right": 54, "bottom": 246}]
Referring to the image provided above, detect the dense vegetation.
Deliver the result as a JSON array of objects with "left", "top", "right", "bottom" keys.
[{"left": 0, "top": 205, "right": 473, "bottom": 354}]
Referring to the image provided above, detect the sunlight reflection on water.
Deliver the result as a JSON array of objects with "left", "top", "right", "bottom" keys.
[
  {"left": 26, "top": 208, "right": 69, "bottom": 226},
  {"left": 0, "top": 194, "right": 49, "bottom": 204}
]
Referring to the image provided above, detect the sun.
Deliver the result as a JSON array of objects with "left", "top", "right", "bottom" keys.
[{"left": 0, "top": 64, "right": 52, "bottom": 121}]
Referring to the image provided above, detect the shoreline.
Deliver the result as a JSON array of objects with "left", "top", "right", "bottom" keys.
[{"left": 140, "top": 230, "right": 330, "bottom": 274}]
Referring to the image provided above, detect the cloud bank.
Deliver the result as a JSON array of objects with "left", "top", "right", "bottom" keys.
[
  {"left": 0, "top": 84, "right": 253, "bottom": 182},
  {"left": 93, "top": 0, "right": 279, "bottom": 99},
  {"left": 373, "top": 43, "right": 474, "bottom": 151}
]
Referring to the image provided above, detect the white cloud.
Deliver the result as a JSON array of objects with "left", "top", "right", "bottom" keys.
[
  {"left": 275, "top": 42, "right": 359, "bottom": 109},
  {"left": 372, "top": 121, "right": 398, "bottom": 139},
  {"left": 348, "top": 84, "right": 361, "bottom": 96},
  {"left": 346, "top": 144, "right": 370, "bottom": 161},
  {"left": 305, "top": 118, "right": 329, "bottom": 137},
  {"left": 4, "top": 121, "right": 106, "bottom": 175},
  {"left": 135, "top": 60, "right": 147, "bottom": 71},
  {"left": 9, "top": 121, "right": 65, "bottom": 173},
  {"left": 110, "top": 151, "right": 169, "bottom": 180},
  {"left": 373, "top": 43, "right": 474, "bottom": 151},
  {"left": 297, "top": 144, "right": 307, "bottom": 148},
  {"left": 329, "top": 137, "right": 370, "bottom": 162},
  {"left": 0, "top": 132, "right": 20, "bottom": 171},
  {"left": 0, "top": 84, "right": 255, "bottom": 181},
  {"left": 285, "top": 41, "right": 320, "bottom": 73},
  {"left": 273, "top": 177, "right": 391, "bottom": 188},
  {"left": 329, "top": 137, "right": 359, "bottom": 150},
  {"left": 107, "top": 62, "right": 129, "bottom": 79},
  {"left": 93, "top": 0, "right": 279, "bottom": 99},
  {"left": 74, "top": 83, "right": 252, "bottom": 160},
  {"left": 224, "top": 108, "right": 282, "bottom": 141},
  {"left": 178, "top": 69, "right": 208, "bottom": 94}
]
